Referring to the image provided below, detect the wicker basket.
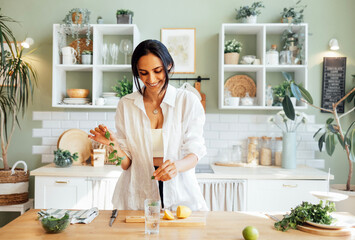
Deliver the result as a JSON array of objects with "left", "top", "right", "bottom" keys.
[{"left": 0, "top": 160, "right": 29, "bottom": 205}]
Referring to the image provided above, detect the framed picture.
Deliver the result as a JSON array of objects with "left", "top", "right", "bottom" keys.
[{"left": 161, "top": 28, "right": 196, "bottom": 74}]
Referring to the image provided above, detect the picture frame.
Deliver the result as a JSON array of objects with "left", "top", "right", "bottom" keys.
[{"left": 161, "top": 28, "right": 196, "bottom": 74}]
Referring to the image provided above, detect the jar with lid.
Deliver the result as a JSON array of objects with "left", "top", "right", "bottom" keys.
[
  {"left": 265, "top": 85, "right": 273, "bottom": 106},
  {"left": 274, "top": 137, "right": 283, "bottom": 166},
  {"left": 247, "top": 137, "right": 259, "bottom": 165},
  {"left": 266, "top": 44, "right": 279, "bottom": 65},
  {"left": 260, "top": 136, "right": 272, "bottom": 165},
  {"left": 231, "top": 143, "right": 242, "bottom": 163}
]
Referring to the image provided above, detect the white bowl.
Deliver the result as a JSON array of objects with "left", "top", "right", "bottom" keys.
[{"left": 242, "top": 55, "right": 256, "bottom": 64}]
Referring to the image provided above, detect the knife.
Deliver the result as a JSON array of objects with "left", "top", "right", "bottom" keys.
[
  {"left": 265, "top": 213, "right": 280, "bottom": 222},
  {"left": 109, "top": 209, "right": 118, "bottom": 227}
]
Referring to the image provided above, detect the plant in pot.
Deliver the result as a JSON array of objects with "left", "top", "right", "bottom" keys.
[
  {"left": 97, "top": 16, "right": 103, "bottom": 24},
  {"left": 272, "top": 72, "right": 297, "bottom": 106},
  {"left": 81, "top": 50, "right": 92, "bottom": 65},
  {"left": 281, "top": 74, "right": 355, "bottom": 212},
  {"left": 281, "top": 0, "right": 307, "bottom": 24},
  {"left": 53, "top": 148, "right": 78, "bottom": 168},
  {"left": 224, "top": 39, "right": 242, "bottom": 65},
  {"left": 235, "top": 1, "right": 265, "bottom": 23},
  {"left": 116, "top": 9, "right": 134, "bottom": 24},
  {"left": 0, "top": 9, "right": 38, "bottom": 205},
  {"left": 112, "top": 76, "right": 133, "bottom": 97}
]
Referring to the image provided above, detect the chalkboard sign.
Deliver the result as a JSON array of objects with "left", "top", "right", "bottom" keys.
[{"left": 321, "top": 57, "right": 346, "bottom": 113}]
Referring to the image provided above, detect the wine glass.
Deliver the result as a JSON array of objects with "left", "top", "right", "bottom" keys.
[
  {"left": 119, "top": 39, "right": 133, "bottom": 64},
  {"left": 102, "top": 43, "right": 108, "bottom": 65},
  {"left": 109, "top": 43, "right": 119, "bottom": 64}
]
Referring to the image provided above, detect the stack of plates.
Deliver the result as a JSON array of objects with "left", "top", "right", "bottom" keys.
[
  {"left": 102, "top": 92, "right": 117, "bottom": 98},
  {"left": 63, "top": 98, "right": 90, "bottom": 105}
]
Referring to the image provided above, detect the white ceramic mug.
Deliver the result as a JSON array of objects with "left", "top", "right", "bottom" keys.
[
  {"left": 62, "top": 46, "right": 77, "bottom": 56},
  {"left": 81, "top": 55, "right": 92, "bottom": 65},
  {"left": 63, "top": 55, "right": 77, "bottom": 65},
  {"left": 95, "top": 98, "right": 105, "bottom": 106},
  {"left": 253, "top": 59, "right": 261, "bottom": 65},
  {"left": 225, "top": 97, "right": 240, "bottom": 106}
]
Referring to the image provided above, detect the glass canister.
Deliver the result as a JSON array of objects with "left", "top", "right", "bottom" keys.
[
  {"left": 260, "top": 136, "right": 272, "bottom": 166},
  {"left": 231, "top": 143, "right": 242, "bottom": 163},
  {"left": 265, "top": 85, "right": 274, "bottom": 107},
  {"left": 247, "top": 137, "right": 259, "bottom": 165},
  {"left": 274, "top": 136, "right": 283, "bottom": 166},
  {"left": 266, "top": 44, "right": 279, "bottom": 65}
]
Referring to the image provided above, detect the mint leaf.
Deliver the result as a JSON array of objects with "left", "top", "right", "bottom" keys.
[{"left": 105, "top": 131, "right": 110, "bottom": 140}]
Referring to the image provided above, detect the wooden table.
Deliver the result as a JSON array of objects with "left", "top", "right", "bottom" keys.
[{"left": 0, "top": 209, "right": 354, "bottom": 240}]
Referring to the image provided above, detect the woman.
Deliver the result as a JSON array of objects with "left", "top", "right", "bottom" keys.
[{"left": 89, "top": 39, "right": 207, "bottom": 211}]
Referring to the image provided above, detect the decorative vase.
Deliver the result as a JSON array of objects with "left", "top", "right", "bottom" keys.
[
  {"left": 224, "top": 53, "right": 240, "bottom": 64},
  {"left": 54, "top": 158, "right": 73, "bottom": 168},
  {"left": 281, "top": 132, "right": 297, "bottom": 169},
  {"left": 116, "top": 14, "right": 132, "bottom": 24},
  {"left": 330, "top": 184, "right": 355, "bottom": 214},
  {"left": 242, "top": 15, "right": 257, "bottom": 23}
]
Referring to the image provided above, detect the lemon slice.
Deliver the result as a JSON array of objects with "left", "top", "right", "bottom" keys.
[
  {"left": 176, "top": 206, "right": 192, "bottom": 219},
  {"left": 163, "top": 209, "right": 174, "bottom": 220}
]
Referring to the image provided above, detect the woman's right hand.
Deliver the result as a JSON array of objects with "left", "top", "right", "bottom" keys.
[{"left": 88, "top": 124, "right": 115, "bottom": 146}]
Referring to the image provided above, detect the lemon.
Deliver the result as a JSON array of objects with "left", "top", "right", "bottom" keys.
[
  {"left": 176, "top": 205, "right": 191, "bottom": 219},
  {"left": 163, "top": 209, "right": 174, "bottom": 220},
  {"left": 242, "top": 226, "right": 259, "bottom": 240}
]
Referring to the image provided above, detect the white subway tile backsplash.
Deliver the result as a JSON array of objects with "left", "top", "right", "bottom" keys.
[
  {"left": 306, "top": 159, "right": 325, "bottom": 169},
  {"left": 204, "top": 131, "right": 219, "bottom": 139},
  {"left": 42, "top": 154, "right": 54, "bottom": 163},
  {"left": 51, "top": 129, "right": 65, "bottom": 137},
  {"left": 228, "top": 123, "right": 249, "bottom": 131},
  {"left": 61, "top": 120, "right": 79, "bottom": 129},
  {"left": 212, "top": 140, "right": 230, "bottom": 149},
  {"left": 100, "top": 121, "right": 115, "bottom": 130},
  {"left": 205, "top": 114, "right": 219, "bottom": 123},
  {"left": 51, "top": 112, "right": 69, "bottom": 120},
  {"left": 256, "top": 115, "right": 270, "bottom": 123},
  {"left": 211, "top": 123, "right": 230, "bottom": 131},
  {"left": 89, "top": 112, "right": 106, "bottom": 120},
  {"left": 248, "top": 124, "right": 270, "bottom": 131},
  {"left": 239, "top": 114, "right": 257, "bottom": 123},
  {"left": 42, "top": 120, "right": 61, "bottom": 129},
  {"left": 107, "top": 112, "right": 116, "bottom": 120},
  {"left": 33, "top": 111, "right": 52, "bottom": 120},
  {"left": 220, "top": 132, "right": 239, "bottom": 140},
  {"left": 32, "top": 129, "right": 51, "bottom": 137},
  {"left": 32, "top": 145, "right": 52, "bottom": 154},
  {"left": 70, "top": 112, "right": 88, "bottom": 120},
  {"left": 204, "top": 123, "right": 210, "bottom": 131},
  {"left": 219, "top": 114, "right": 238, "bottom": 123},
  {"left": 79, "top": 121, "right": 97, "bottom": 129},
  {"left": 42, "top": 137, "right": 58, "bottom": 146}
]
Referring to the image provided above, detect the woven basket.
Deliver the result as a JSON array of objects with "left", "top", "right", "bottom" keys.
[{"left": 0, "top": 160, "right": 29, "bottom": 205}]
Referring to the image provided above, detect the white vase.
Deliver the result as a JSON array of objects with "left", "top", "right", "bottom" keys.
[
  {"left": 242, "top": 15, "right": 257, "bottom": 23},
  {"left": 330, "top": 184, "right": 355, "bottom": 214},
  {"left": 224, "top": 52, "right": 240, "bottom": 64}
]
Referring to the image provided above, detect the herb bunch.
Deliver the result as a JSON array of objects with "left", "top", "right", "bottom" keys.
[
  {"left": 105, "top": 131, "right": 124, "bottom": 166},
  {"left": 54, "top": 148, "right": 78, "bottom": 162},
  {"left": 112, "top": 76, "right": 133, "bottom": 97},
  {"left": 274, "top": 201, "right": 335, "bottom": 231}
]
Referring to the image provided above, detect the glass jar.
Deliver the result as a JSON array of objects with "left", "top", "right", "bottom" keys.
[
  {"left": 241, "top": 92, "right": 254, "bottom": 106},
  {"left": 260, "top": 136, "right": 272, "bottom": 165},
  {"left": 231, "top": 143, "right": 242, "bottom": 163},
  {"left": 266, "top": 44, "right": 279, "bottom": 65},
  {"left": 274, "top": 136, "right": 283, "bottom": 166},
  {"left": 54, "top": 157, "right": 73, "bottom": 168},
  {"left": 224, "top": 86, "right": 232, "bottom": 106},
  {"left": 247, "top": 137, "right": 259, "bottom": 165},
  {"left": 279, "top": 50, "right": 292, "bottom": 65},
  {"left": 265, "top": 85, "right": 273, "bottom": 107}
]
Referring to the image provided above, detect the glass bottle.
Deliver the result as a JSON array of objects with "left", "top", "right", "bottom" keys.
[
  {"left": 231, "top": 143, "right": 242, "bottom": 163},
  {"left": 274, "top": 137, "right": 283, "bottom": 166},
  {"left": 265, "top": 85, "right": 274, "bottom": 107},
  {"left": 266, "top": 44, "right": 279, "bottom": 65},
  {"left": 224, "top": 86, "right": 231, "bottom": 106},
  {"left": 260, "top": 136, "right": 272, "bottom": 165},
  {"left": 247, "top": 137, "right": 259, "bottom": 165}
]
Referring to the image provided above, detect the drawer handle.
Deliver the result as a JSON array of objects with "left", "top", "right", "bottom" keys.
[
  {"left": 283, "top": 184, "right": 298, "bottom": 188},
  {"left": 55, "top": 180, "right": 69, "bottom": 184}
]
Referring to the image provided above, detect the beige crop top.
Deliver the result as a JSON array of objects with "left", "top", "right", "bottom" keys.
[{"left": 151, "top": 129, "right": 164, "bottom": 158}]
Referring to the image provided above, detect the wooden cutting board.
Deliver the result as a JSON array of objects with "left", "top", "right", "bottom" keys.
[
  {"left": 194, "top": 82, "right": 206, "bottom": 111},
  {"left": 296, "top": 224, "right": 352, "bottom": 237},
  {"left": 126, "top": 212, "right": 207, "bottom": 227}
]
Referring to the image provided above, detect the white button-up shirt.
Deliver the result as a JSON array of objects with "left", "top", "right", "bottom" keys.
[{"left": 111, "top": 84, "right": 208, "bottom": 211}]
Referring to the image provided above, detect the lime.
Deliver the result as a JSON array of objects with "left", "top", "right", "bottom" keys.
[{"left": 242, "top": 226, "right": 259, "bottom": 240}]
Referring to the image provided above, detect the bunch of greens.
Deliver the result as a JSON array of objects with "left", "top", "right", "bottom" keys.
[
  {"left": 112, "top": 76, "right": 133, "bottom": 97},
  {"left": 281, "top": 0, "right": 307, "bottom": 24},
  {"left": 224, "top": 39, "right": 242, "bottom": 54},
  {"left": 104, "top": 131, "right": 124, "bottom": 166},
  {"left": 235, "top": 1, "right": 265, "bottom": 20},
  {"left": 54, "top": 148, "right": 78, "bottom": 162},
  {"left": 41, "top": 213, "right": 70, "bottom": 233},
  {"left": 274, "top": 201, "right": 335, "bottom": 231}
]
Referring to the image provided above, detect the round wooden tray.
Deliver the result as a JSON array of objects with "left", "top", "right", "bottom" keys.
[{"left": 224, "top": 75, "right": 256, "bottom": 98}]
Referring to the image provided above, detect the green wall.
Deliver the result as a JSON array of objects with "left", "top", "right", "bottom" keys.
[{"left": 0, "top": 0, "right": 354, "bottom": 226}]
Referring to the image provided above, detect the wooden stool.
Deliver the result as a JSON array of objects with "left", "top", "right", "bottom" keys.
[{"left": 0, "top": 199, "right": 34, "bottom": 215}]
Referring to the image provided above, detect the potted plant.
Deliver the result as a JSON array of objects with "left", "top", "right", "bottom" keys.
[
  {"left": 112, "top": 75, "right": 133, "bottom": 97},
  {"left": 281, "top": 0, "right": 307, "bottom": 24},
  {"left": 235, "top": 1, "right": 265, "bottom": 23},
  {"left": 0, "top": 9, "right": 38, "bottom": 205},
  {"left": 272, "top": 72, "right": 297, "bottom": 106},
  {"left": 97, "top": 16, "right": 103, "bottom": 24},
  {"left": 224, "top": 39, "right": 242, "bottom": 64},
  {"left": 116, "top": 9, "right": 134, "bottom": 24},
  {"left": 281, "top": 74, "right": 355, "bottom": 212},
  {"left": 53, "top": 148, "right": 78, "bottom": 168},
  {"left": 81, "top": 50, "right": 92, "bottom": 65}
]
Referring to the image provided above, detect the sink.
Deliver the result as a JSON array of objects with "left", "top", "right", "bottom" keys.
[{"left": 195, "top": 164, "right": 214, "bottom": 173}]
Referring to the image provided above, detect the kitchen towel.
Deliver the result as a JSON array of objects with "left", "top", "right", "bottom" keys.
[{"left": 38, "top": 207, "right": 99, "bottom": 224}]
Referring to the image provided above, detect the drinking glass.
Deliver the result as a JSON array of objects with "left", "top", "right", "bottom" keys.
[
  {"left": 102, "top": 43, "right": 108, "bottom": 65},
  {"left": 109, "top": 43, "right": 119, "bottom": 65},
  {"left": 144, "top": 199, "right": 161, "bottom": 234},
  {"left": 119, "top": 39, "right": 133, "bottom": 64}
]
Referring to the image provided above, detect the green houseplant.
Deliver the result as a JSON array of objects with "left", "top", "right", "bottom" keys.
[
  {"left": 272, "top": 72, "right": 297, "bottom": 106},
  {"left": 116, "top": 9, "right": 134, "bottom": 24},
  {"left": 53, "top": 148, "right": 78, "bottom": 168},
  {"left": 112, "top": 76, "right": 133, "bottom": 97},
  {"left": 235, "top": 1, "right": 265, "bottom": 23},
  {"left": 224, "top": 39, "right": 242, "bottom": 64},
  {"left": 281, "top": 0, "right": 307, "bottom": 24}
]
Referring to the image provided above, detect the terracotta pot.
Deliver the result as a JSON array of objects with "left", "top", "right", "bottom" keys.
[
  {"left": 330, "top": 184, "right": 355, "bottom": 214},
  {"left": 281, "top": 17, "right": 293, "bottom": 23},
  {"left": 224, "top": 53, "right": 240, "bottom": 65},
  {"left": 72, "top": 12, "right": 83, "bottom": 24}
]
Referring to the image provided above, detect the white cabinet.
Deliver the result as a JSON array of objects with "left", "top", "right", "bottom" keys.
[
  {"left": 52, "top": 24, "right": 140, "bottom": 108},
  {"left": 219, "top": 23, "right": 308, "bottom": 110},
  {"left": 246, "top": 179, "right": 328, "bottom": 211}
]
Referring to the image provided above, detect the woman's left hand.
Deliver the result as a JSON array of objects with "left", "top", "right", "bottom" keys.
[{"left": 153, "top": 160, "right": 178, "bottom": 181}]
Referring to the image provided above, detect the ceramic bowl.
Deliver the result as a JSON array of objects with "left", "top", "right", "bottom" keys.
[
  {"left": 67, "top": 89, "right": 89, "bottom": 98},
  {"left": 242, "top": 55, "right": 256, "bottom": 64}
]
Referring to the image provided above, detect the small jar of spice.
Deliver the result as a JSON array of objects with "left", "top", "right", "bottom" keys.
[
  {"left": 260, "top": 136, "right": 272, "bottom": 165},
  {"left": 247, "top": 137, "right": 259, "bottom": 165}
]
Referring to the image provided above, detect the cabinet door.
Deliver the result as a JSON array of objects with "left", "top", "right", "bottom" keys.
[
  {"left": 246, "top": 179, "right": 327, "bottom": 211},
  {"left": 35, "top": 176, "right": 92, "bottom": 209},
  {"left": 87, "top": 177, "right": 118, "bottom": 210}
]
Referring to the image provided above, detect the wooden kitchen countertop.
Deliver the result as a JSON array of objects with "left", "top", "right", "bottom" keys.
[{"left": 1, "top": 209, "right": 353, "bottom": 240}]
